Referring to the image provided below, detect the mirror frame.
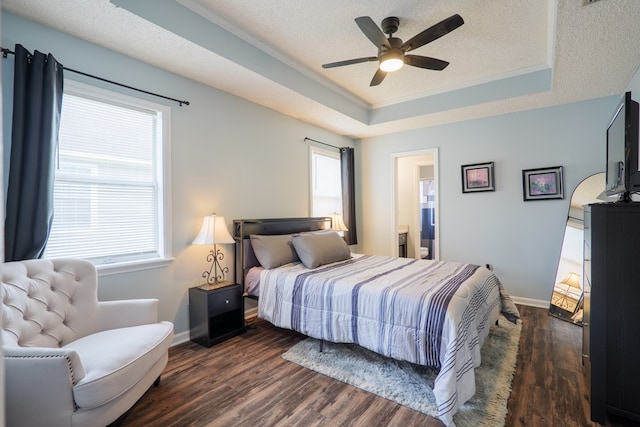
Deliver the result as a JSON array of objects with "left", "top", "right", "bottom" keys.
[{"left": 549, "top": 172, "right": 606, "bottom": 325}]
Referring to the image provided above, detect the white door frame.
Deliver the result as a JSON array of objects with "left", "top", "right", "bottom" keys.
[{"left": 391, "top": 148, "right": 439, "bottom": 260}]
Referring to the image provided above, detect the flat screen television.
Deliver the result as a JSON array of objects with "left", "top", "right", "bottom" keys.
[{"left": 605, "top": 91, "right": 640, "bottom": 202}]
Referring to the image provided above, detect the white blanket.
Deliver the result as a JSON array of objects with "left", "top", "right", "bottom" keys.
[{"left": 258, "top": 255, "right": 509, "bottom": 426}]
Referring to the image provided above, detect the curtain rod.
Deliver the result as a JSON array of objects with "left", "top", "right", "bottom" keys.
[
  {"left": 1, "top": 47, "right": 190, "bottom": 107},
  {"left": 304, "top": 137, "right": 341, "bottom": 150}
]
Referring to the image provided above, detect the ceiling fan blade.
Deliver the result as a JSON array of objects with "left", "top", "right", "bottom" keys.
[
  {"left": 404, "top": 55, "right": 449, "bottom": 70},
  {"left": 370, "top": 69, "right": 387, "bottom": 86},
  {"left": 355, "top": 16, "right": 391, "bottom": 50},
  {"left": 322, "top": 57, "right": 378, "bottom": 68},
  {"left": 401, "top": 14, "right": 464, "bottom": 53}
]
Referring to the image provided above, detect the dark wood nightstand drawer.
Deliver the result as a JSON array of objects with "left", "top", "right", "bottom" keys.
[{"left": 209, "top": 286, "right": 241, "bottom": 314}]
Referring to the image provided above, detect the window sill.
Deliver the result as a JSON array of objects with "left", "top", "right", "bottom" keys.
[{"left": 96, "top": 257, "right": 174, "bottom": 276}]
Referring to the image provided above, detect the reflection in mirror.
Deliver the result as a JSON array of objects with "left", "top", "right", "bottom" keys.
[{"left": 549, "top": 173, "right": 606, "bottom": 325}]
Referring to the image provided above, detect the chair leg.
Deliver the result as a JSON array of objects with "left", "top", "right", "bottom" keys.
[{"left": 154, "top": 375, "right": 161, "bottom": 387}]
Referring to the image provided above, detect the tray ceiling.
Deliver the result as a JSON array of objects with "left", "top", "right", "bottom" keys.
[{"left": 3, "top": 0, "right": 640, "bottom": 138}]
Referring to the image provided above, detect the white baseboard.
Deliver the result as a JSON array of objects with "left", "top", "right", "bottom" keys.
[
  {"left": 511, "top": 296, "right": 549, "bottom": 309},
  {"left": 172, "top": 330, "right": 190, "bottom": 346}
]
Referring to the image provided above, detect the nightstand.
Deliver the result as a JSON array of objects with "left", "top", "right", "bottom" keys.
[{"left": 188, "top": 282, "right": 244, "bottom": 347}]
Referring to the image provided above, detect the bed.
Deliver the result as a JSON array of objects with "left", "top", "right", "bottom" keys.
[{"left": 233, "top": 217, "right": 519, "bottom": 426}]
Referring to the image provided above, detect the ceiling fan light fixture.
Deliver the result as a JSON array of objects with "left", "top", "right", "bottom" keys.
[
  {"left": 379, "top": 51, "right": 404, "bottom": 72},
  {"left": 322, "top": 14, "right": 464, "bottom": 86}
]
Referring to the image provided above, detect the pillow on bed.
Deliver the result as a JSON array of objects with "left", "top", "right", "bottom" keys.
[
  {"left": 249, "top": 234, "right": 299, "bottom": 269},
  {"left": 291, "top": 230, "right": 351, "bottom": 269}
]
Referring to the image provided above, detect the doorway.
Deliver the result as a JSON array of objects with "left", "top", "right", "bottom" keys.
[{"left": 393, "top": 149, "right": 439, "bottom": 260}]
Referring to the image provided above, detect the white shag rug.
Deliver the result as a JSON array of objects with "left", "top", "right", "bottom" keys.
[{"left": 282, "top": 318, "right": 521, "bottom": 427}]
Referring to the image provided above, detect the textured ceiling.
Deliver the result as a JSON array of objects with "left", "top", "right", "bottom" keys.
[
  {"left": 188, "top": 0, "right": 549, "bottom": 107},
  {"left": 2, "top": 0, "right": 640, "bottom": 138}
]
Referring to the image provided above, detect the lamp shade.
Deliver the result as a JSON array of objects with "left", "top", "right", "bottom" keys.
[
  {"left": 329, "top": 212, "right": 348, "bottom": 232},
  {"left": 192, "top": 214, "right": 234, "bottom": 245},
  {"left": 559, "top": 272, "right": 581, "bottom": 290}
]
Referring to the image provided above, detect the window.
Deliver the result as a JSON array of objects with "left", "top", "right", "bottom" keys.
[
  {"left": 310, "top": 147, "right": 342, "bottom": 216},
  {"left": 45, "top": 81, "right": 171, "bottom": 273}
]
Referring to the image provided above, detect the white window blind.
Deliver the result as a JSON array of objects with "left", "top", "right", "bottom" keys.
[
  {"left": 310, "top": 148, "right": 342, "bottom": 216},
  {"left": 45, "top": 82, "right": 170, "bottom": 266}
]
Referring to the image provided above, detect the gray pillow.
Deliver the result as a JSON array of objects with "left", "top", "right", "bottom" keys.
[
  {"left": 249, "top": 234, "right": 299, "bottom": 269},
  {"left": 291, "top": 230, "right": 351, "bottom": 269}
]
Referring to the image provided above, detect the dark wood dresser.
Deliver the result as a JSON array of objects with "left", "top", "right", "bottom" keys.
[{"left": 584, "top": 202, "right": 640, "bottom": 424}]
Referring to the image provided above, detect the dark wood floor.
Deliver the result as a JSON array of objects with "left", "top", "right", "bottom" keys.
[{"left": 123, "top": 305, "right": 639, "bottom": 426}]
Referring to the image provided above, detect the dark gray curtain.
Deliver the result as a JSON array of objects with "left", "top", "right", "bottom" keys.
[
  {"left": 340, "top": 147, "right": 357, "bottom": 245},
  {"left": 5, "top": 44, "right": 64, "bottom": 261}
]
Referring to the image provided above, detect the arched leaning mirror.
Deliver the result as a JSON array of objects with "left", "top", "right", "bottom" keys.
[{"left": 550, "top": 173, "right": 606, "bottom": 325}]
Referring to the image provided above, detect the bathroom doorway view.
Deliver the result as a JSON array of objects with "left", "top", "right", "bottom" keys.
[
  {"left": 420, "top": 175, "right": 435, "bottom": 260},
  {"left": 393, "top": 149, "right": 438, "bottom": 261}
]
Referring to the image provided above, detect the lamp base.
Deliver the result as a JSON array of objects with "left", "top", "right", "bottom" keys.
[
  {"left": 201, "top": 244, "right": 230, "bottom": 286},
  {"left": 198, "top": 280, "right": 233, "bottom": 291}
]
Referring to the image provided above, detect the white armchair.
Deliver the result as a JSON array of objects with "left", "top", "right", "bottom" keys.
[{"left": 1, "top": 258, "right": 174, "bottom": 427}]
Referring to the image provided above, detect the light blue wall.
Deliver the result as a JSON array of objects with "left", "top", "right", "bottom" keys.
[
  {"left": 360, "top": 97, "right": 619, "bottom": 304},
  {"left": 1, "top": 12, "right": 355, "bottom": 340}
]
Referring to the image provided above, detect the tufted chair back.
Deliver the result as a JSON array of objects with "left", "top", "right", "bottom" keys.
[{"left": 1, "top": 258, "right": 101, "bottom": 348}]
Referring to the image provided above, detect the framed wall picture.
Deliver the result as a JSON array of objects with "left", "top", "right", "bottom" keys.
[
  {"left": 522, "top": 166, "right": 564, "bottom": 201},
  {"left": 461, "top": 162, "right": 495, "bottom": 193}
]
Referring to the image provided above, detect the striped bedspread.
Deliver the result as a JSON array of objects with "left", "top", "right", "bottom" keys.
[{"left": 258, "top": 255, "right": 506, "bottom": 426}]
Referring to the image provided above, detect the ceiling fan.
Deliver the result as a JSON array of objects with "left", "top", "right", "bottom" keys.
[{"left": 322, "top": 14, "right": 464, "bottom": 87}]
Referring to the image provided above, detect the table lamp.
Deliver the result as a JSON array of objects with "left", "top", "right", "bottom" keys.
[
  {"left": 553, "top": 272, "right": 581, "bottom": 311},
  {"left": 192, "top": 213, "right": 235, "bottom": 286},
  {"left": 329, "top": 212, "right": 348, "bottom": 232}
]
